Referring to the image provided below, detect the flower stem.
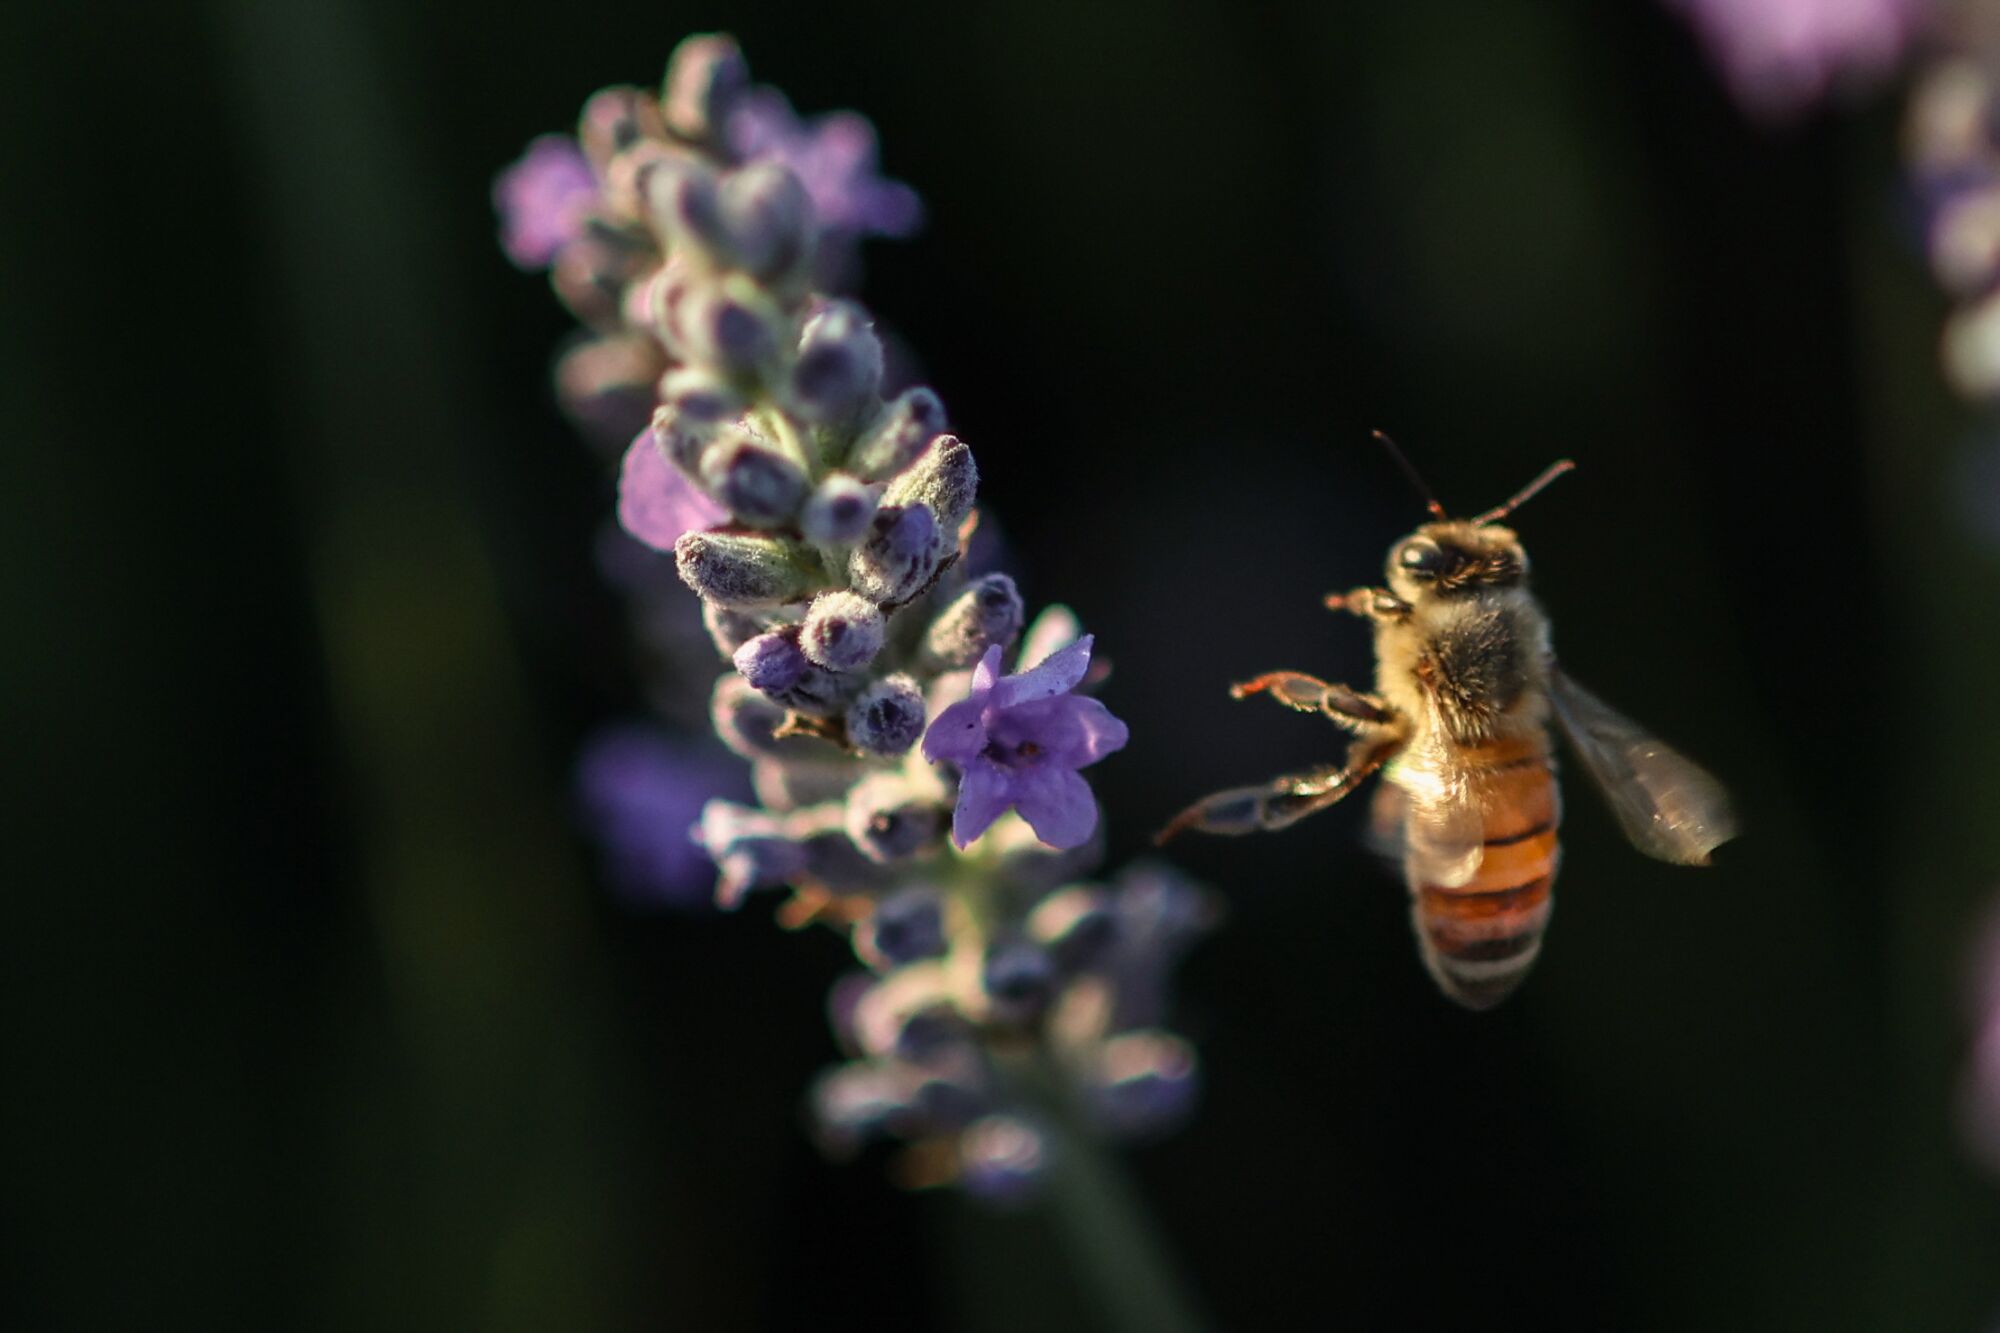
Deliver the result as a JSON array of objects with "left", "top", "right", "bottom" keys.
[{"left": 1036, "top": 1102, "right": 1211, "bottom": 1333}]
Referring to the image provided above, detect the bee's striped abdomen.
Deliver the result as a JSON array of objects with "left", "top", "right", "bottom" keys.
[{"left": 1411, "top": 737, "right": 1561, "bottom": 1010}]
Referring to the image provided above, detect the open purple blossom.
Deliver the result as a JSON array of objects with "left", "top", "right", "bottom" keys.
[
  {"left": 728, "top": 87, "right": 923, "bottom": 239},
  {"left": 494, "top": 134, "right": 599, "bottom": 269},
  {"left": 1666, "top": 0, "right": 1926, "bottom": 120},
  {"left": 922, "top": 635, "right": 1128, "bottom": 851}
]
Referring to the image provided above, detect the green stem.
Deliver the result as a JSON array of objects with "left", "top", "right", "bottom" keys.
[{"left": 1036, "top": 1108, "right": 1212, "bottom": 1333}]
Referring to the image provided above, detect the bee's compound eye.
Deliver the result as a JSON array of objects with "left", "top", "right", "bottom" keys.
[{"left": 1396, "top": 538, "right": 1446, "bottom": 578}]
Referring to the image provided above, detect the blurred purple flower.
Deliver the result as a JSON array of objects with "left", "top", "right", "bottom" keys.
[
  {"left": 922, "top": 636, "right": 1128, "bottom": 850},
  {"left": 618, "top": 427, "right": 727, "bottom": 551},
  {"left": 728, "top": 88, "right": 923, "bottom": 239},
  {"left": 1667, "top": 0, "right": 1926, "bottom": 120},
  {"left": 577, "top": 726, "right": 744, "bottom": 908},
  {"left": 494, "top": 134, "right": 600, "bottom": 269}
]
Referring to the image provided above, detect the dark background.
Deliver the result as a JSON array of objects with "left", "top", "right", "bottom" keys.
[{"left": 8, "top": 0, "right": 2000, "bottom": 1329}]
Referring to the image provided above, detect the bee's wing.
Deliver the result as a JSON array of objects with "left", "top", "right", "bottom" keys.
[
  {"left": 1546, "top": 668, "right": 1737, "bottom": 866},
  {"left": 1394, "top": 710, "right": 1486, "bottom": 888}
]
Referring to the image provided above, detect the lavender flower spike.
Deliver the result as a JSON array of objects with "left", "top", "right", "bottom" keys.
[{"left": 923, "top": 636, "right": 1129, "bottom": 850}]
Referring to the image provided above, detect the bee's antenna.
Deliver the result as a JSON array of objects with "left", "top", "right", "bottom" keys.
[
  {"left": 1473, "top": 458, "right": 1576, "bottom": 526},
  {"left": 1372, "top": 430, "right": 1448, "bottom": 521}
]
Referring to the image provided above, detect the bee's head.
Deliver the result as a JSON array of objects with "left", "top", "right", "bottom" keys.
[
  {"left": 1386, "top": 521, "right": 1528, "bottom": 602},
  {"left": 1368, "top": 439, "right": 1573, "bottom": 605}
]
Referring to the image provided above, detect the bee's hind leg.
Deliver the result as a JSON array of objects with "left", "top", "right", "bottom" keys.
[
  {"left": 1154, "top": 736, "right": 1399, "bottom": 845},
  {"left": 1155, "top": 767, "right": 1353, "bottom": 844}
]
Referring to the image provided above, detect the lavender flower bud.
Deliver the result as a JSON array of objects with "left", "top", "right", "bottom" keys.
[
  {"left": 1028, "top": 886, "right": 1119, "bottom": 972},
  {"left": 855, "top": 886, "right": 948, "bottom": 968},
  {"left": 846, "top": 673, "right": 927, "bottom": 756},
  {"left": 654, "top": 160, "right": 813, "bottom": 283},
  {"left": 844, "top": 773, "right": 946, "bottom": 863},
  {"left": 847, "top": 387, "right": 947, "bottom": 480},
  {"left": 921, "top": 573, "right": 1024, "bottom": 670},
  {"left": 714, "top": 163, "right": 814, "bottom": 282},
  {"left": 801, "top": 590, "right": 886, "bottom": 671},
  {"left": 851, "top": 964, "right": 966, "bottom": 1061},
  {"left": 710, "top": 674, "right": 789, "bottom": 758},
  {"left": 674, "top": 530, "right": 818, "bottom": 609},
  {"left": 648, "top": 403, "right": 711, "bottom": 472},
  {"left": 800, "top": 474, "right": 878, "bottom": 545},
  {"left": 732, "top": 628, "right": 809, "bottom": 694},
  {"left": 697, "top": 800, "right": 807, "bottom": 907},
  {"left": 661, "top": 33, "right": 748, "bottom": 142},
  {"left": 956, "top": 1116, "right": 1048, "bottom": 1205},
  {"left": 682, "top": 285, "right": 783, "bottom": 378},
  {"left": 882, "top": 434, "right": 978, "bottom": 534},
  {"left": 792, "top": 301, "right": 885, "bottom": 424},
  {"left": 1088, "top": 1031, "right": 1199, "bottom": 1140},
  {"left": 701, "top": 602, "right": 765, "bottom": 657},
  {"left": 980, "top": 937, "right": 1058, "bottom": 1021},
  {"left": 847, "top": 503, "right": 938, "bottom": 604},
  {"left": 698, "top": 431, "right": 809, "bottom": 526},
  {"left": 578, "top": 86, "right": 665, "bottom": 175},
  {"left": 812, "top": 1063, "right": 909, "bottom": 1149},
  {"left": 658, "top": 366, "right": 743, "bottom": 426}
]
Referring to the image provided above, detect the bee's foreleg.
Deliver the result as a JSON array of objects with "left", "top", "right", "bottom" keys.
[
  {"left": 1323, "top": 586, "right": 1410, "bottom": 622},
  {"left": 1230, "top": 671, "right": 1396, "bottom": 731}
]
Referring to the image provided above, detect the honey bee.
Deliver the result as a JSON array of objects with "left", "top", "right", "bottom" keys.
[{"left": 1159, "top": 445, "right": 1736, "bottom": 1009}]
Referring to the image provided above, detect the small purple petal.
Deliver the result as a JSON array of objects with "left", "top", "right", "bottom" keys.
[
  {"left": 999, "top": 695, "right": 1129, "bottom": 769},
  {"left": 1009, "top": 765, "right": 1097, "bottom": 850},
  {"left": 951, "top": 762, "right": 1013, "bottom": 849},
  {"left": 494, "top": 135, "right": 599, "bottom": 269},
  {"left": 992, "top": 634, "right": 1093, "bottom": 709},
  {"left": 618, "top": 429, "right": 727, "bottom": 551},
  {"left": 922, "top": 696, "right": 989, "bottom": 766}
]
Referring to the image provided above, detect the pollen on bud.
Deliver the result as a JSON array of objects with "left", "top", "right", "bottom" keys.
[
  {"left": 698, "top": 429, "right": 809, "bottom": 526},
  {"left": 847, "top": 503, "right": 939, "bottom": 604},
  {"left": 922, "top": 573, "right": 1023, "bottom": 670},
  {"left": 800, "top": 474, "right": 878, "bottom": 545},
  {"left": 732, "top": 628, "right": 809, "bottom": 694},
  {"left": 844, "top": 772, "right": 946, "bottom": 863},
  {"left": 846, "top": 673, "right": 927, "bottom": 755},
  {"left": 802, "top": 590, "right": 886, "bottom": 671},
  {"left": 847, "top": 386, "right": 947, "bottom": 480},
  {"left": 673, "top": 529, "right": 818, "bottom": 608},
  {"left": 792, "top": 301, "right": 885, "bottom": 424},
  {"left": 661, "top": 33, "right": 748, "bottom": 143}
]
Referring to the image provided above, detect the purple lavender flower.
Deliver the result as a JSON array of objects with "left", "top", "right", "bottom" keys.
[
  {"left": 494, "top": 135, "right": 600, "bottom": 269},
  {"left": 922, "top": 635, "right": 1129, "bottom": 851},
  {"left": 576, "top": 726, "right": 744, "bottom": 907},
  {"left": 618, "top": 428, "right": 727, "bottom": 551},
  {"left": 1667, "top": 0, "right": 1927, "bottom": 120},
  {"left": 728, "top": 87, "right": 924, "bottom": 239}
]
